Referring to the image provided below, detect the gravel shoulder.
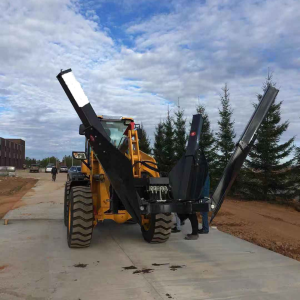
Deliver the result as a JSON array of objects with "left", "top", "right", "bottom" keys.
[
  {"left": 0, "top": 176, "right": 38, "bottom": 219},
  {"left": 3, "top": 170, "right": 66, "bottom": 220},
  {"left": 212, "top": 198, "right": 300, "bottom": 261}
]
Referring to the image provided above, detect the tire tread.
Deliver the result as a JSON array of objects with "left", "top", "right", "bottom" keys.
[
  {"left": 142, "top": 213, "right": 172, "bottom": 244},
  {"left": 68, "top": 186, "right": 93, "bottom": 248}
]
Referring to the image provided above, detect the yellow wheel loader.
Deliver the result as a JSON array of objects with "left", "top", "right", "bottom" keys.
[{"left": 57, "top": 69, "right": 279, "bottom": 248}]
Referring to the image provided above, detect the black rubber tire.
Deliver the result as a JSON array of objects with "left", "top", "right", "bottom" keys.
[
  {"left": 67, "top": 186, "right": 93, "bottom": 248},
  {"left": 141, "top": 213, "right": 172, "bottom": 243},
  {"left": 64, "top": 182, "right": 71, "bottom": 226}
]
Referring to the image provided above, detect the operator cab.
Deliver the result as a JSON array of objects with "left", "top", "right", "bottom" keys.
[
  {"left": 99, "top": 116, "right": 134, "bottom": 148},
  {"left": 80, "top": 115, "right": 136, "bottom": 173},
  {"left": 79, "top": 115, "right": 134, "bottom": 148}
]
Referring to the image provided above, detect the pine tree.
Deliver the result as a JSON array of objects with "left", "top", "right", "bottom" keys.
[
  {"left": 163, "top": 109, "right": 176, "bottom": 173},
  {"left": 216, "top": 84, "right": 236, "bottom": 178},
  {"left": 173, "top": 108, "right": 187, "bottom": 161},
  {"left": 138, "top": 124, "right": 151, "bottom": 154},
  {"left": 294, "top": 147, "right": 300, "bottom": 166},
  {"left": 243, "top": 72, "right": 295, "bottom": 200},
  {"left": 196, "top": 104, "right": 218, "bottom": 188},
  {"left": 153, "top": 121, "right": 166, "bottom": 172},
  {"left": 293, "top": 147, "right": 300, "bottom": 198}
]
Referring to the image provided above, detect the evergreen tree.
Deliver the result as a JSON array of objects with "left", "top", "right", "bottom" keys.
[
  {"left": 294, "top": 147, "right": 300, "bottom": 166},
  {"left": 216, "top": 84, "right": 236, "bottom": 178},
  {"left": 163, "top": 109, "right": 176, "bottom": 173},
  {"left": 138, "top": 124, "right": 151, "bottom": 154},
  {"left": 173, "top": 108, "right": 187, "bottom": 161},
  {"left": 293, "top": 147, "right": 300, "bottom": 198},
  {"left": 243, "top": 72, "right": 295, "bottom": 200},
  {"left": 196, "top": 104, "right": 218, "bottom": 188},
  {"left": 153, "top": 121, "right": 166, "bottom": 172}
]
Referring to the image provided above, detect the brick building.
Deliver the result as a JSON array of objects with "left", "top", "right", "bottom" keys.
[{"left": 0, "top": 138, "right": 25, "bottom": 169}]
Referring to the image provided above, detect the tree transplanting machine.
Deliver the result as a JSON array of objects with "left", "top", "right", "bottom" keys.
[{"left": 57, "top": 69, "right": 279, "bottom": 248}]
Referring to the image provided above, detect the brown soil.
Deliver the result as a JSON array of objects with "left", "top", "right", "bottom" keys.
[
  {"left": 0, "top": 177, "right": 38, "bottom": 219},
  {"left": 0, "top": 265, "right": 9, "bottom": 271},
  {"left": 211, "top": 199, "right": 300, "bottom": 261}
]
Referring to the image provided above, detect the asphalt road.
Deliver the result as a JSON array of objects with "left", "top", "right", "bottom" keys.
[{"left": 1, "top": 171, "right": 300, "bottom": 300}]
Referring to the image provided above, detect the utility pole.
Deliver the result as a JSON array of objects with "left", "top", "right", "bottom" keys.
[
  {"left": 178, "top": 97, "right": 180, "bottom": 109},
  {"left": 72, "top": 155, "right": 73, "bottom": 167}
]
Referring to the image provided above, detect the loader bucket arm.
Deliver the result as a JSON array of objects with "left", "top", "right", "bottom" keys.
[
  {"left": 210, "top": 86, "right": 279, "bottom": 222},
  {"left": 57, "top": 69, "right": 142, "bottom": 224}
]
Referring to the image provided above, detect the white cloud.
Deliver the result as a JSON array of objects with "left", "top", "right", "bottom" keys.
[
  {"left": 0, "top": 0, "right": 299, "bottom": 161},
  {"left": 121, "top": 0, "right": 300, "bottom": 142},
  {"left": 0, "top": 0, "right": 116, "bottom": 158}
]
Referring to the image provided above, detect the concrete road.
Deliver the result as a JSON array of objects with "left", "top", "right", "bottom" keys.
[
  {"left": 1, "top": 172, "right": 300, "bottom": 300},
  {"left": 4, "top": 170, "right": 66, "bottom": 220}
]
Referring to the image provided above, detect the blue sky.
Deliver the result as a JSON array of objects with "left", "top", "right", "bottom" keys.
[
  {"left": 78, "top": 0, "right": 173, "bottom": 48},
  {"left": 0, "top": 0, "right": 299, "bottom": 160}
]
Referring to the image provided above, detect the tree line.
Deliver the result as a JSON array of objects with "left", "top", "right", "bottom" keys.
[
  {"left": 25, "top": 72, "right": 299, "bottom": 202},
  {"left": 139, "top": 73, "right": 299, "bottom": 201},
  {"left": 24, "top": 155, "right": 81, "bottom": 168}
]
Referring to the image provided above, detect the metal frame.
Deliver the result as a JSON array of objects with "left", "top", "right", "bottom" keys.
[
  {"left": 169, "top": 114, "right": 205, "bottom": 200},
  {"left": 57, "top": 69, "right": 142, "bottom": 224},
  {"left": 144, "top": 202, "right": 210, "bottom": 214},
  {"left": 57, "top": 69, "right": 279, "bottom": 224},
  {"left": 210, "top": 85, "right": 279, "bottom": 222}
]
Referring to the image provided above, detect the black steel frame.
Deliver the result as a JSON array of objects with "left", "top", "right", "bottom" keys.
[
  {"left": 144, "top": 202, "right": 210, "bottom": 214},
  {"left": 57, "top": 69, "right": 279, "bottom": 224},
  {"left": 210, "top": 85, "right": 279, "bottom": 222}
]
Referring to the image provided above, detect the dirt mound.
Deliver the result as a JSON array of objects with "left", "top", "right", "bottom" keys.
[
  {"left": 0, "top": 177, "right": 37, "bottom": 218},
  {"left": 212, "top": 199, "right": 300, "bottom": 261}
]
